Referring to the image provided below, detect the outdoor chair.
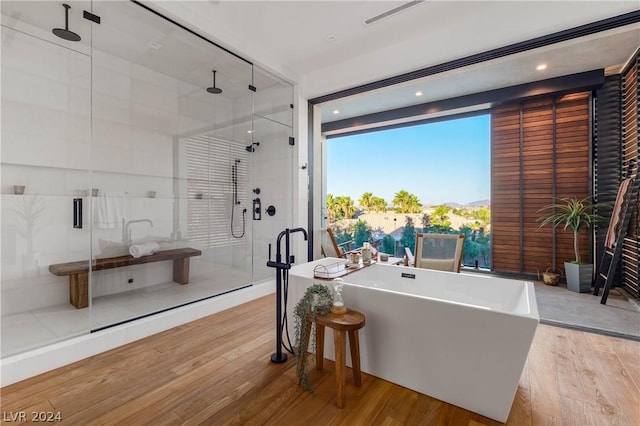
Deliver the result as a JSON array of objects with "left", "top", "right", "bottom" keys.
[
  {"left": 413, "top": 233, "right": 465, "bottom": 272},
  {"left": 320, "top": 228, "right": 353, "bottom": 258}
]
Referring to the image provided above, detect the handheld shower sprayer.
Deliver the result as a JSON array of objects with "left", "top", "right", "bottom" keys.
[
  {"left": 231, "top": 159, "right": 245, "bottom": 238},
  {"left": 231, "top": 159, "right": 240, "bottom": 204}
]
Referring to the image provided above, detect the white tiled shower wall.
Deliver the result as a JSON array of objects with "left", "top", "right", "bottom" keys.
[
  {"left": 1, "top": 1, "right": 298, "bottom": 371},
  {"left": 0, "top": 18, "right": 244, "bottom": 314}
]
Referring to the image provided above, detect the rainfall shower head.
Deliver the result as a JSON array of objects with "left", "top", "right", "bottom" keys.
[
  {"left": 206, "top": 70, "right": 223, "bottom": 94},
  {"left": 52, "top": 4, "right": 81, "bottom": 42}
]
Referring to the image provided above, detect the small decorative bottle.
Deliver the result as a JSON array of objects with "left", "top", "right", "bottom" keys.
[
  {"left": 361, "top": 242, "right": 372, "bottom": 264},
  {"left": 331, "top": 278, "right": 347, "bottom": 314}
]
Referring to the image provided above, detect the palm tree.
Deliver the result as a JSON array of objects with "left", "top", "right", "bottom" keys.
[
  {"left": 358, "top": 192, "right": 374, "bottom": 212},
  {"left": 336, "top": 196, "right": 356, "bottom": 220},
  {"left": 406, "top": 194, "right": 422, "bottom": 213},
  {"left": 372, "top": 197, "right": 387, "bottom": 212},
  {"left": 393, "top": 190, "right": 422, "bottom": 213},
  {"left": 326, "top": 193, "right": 335, "bottom": 222},
  {"left": 393, "top": 190, "right": 411, "bottom": 213}
]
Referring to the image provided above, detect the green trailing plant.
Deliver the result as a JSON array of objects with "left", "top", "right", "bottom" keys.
[
  {"left": 293, "top": 283, "right": 333, "bottom": 392},
  {"left": 537, "top": 196, "right": 606, "bottom": 264}
]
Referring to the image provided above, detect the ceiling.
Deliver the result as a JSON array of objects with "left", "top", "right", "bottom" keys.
[
  {"left": 174, "top": 1, "right": 639, "bottom": 130},
  {"left": 2, "top": 1, "right": 638, "bottom": 134},
  {"left": 318, "top": 23, "right": 640, "bottom": 128}
]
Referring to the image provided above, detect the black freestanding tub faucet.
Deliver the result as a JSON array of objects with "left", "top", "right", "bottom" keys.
[{"left": 266, "top": 227, "right": 309, "bottom": 363}]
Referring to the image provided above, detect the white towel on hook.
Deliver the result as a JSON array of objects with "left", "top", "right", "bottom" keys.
[
  {"left": 129, "top": 242, "right": 160, "bottom": 258},
  {"left": 93, "top": 192, "right": 126, "bottom": 229}
]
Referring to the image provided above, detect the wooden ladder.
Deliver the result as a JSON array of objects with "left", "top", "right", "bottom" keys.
[{"left": 593, "top": 162, "right": 639, "bottom": 304}]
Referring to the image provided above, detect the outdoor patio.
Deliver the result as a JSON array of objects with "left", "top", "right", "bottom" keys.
[{"left": 533, "top": 281, "right": 640, "bottom": 341}]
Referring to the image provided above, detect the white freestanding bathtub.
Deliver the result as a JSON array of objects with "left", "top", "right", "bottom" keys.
[{"left": 287, "top": 258, "right": 539, "bottom": 423}]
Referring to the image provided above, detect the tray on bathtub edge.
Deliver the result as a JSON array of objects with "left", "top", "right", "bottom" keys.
[{"left": 313, "top": 262, "right": 347, "bottom": 279}]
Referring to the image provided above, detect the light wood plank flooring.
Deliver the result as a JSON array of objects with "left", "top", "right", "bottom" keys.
[{"left": 1, "top": 295, "right": 638, "bottom": 425}]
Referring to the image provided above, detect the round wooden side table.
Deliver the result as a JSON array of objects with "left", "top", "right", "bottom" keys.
[{"left": 314, "top": 308, "right": 366, "bottom": 408}]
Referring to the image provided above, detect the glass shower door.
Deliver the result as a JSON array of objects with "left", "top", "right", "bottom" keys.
[
  {"left": 88, "top": 1, "right": 255, "bottom": 329},
  {"left": 251, "top": 67, "right": 296, "bottom": 283},
  {"left": 1, "top": 1, "right": 93, "bottom": 356}
]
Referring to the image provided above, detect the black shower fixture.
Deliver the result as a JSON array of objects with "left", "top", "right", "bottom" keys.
[
  {"left": 246, "top": 142, "right": 259, "bottom": 152},
  {"left": 52, "top": 4, "right": 81, "bottom": 42},
  {"left": 206, "top": 70, "right": 223, "bottom": 94}
]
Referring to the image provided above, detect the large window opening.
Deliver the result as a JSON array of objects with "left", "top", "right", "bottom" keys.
[{"left": 325, "top": 113, "right": 491, "bottom": 268}]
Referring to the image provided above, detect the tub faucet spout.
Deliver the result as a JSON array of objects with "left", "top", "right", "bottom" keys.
[
  {"left": 289, "top": 227, "right": 308, "bottom": 241},
  {"left": 123, "top": 219, "right": 153, "bottom": 244}
]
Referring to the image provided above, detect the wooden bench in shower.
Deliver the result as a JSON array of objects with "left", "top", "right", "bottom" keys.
[{"left": 49, "top": 248, "right": 202, "bottom": 309}]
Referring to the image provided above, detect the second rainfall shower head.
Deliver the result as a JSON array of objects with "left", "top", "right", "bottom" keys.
[
  {"left": 52, "top": 4, "right": 81, "bottom": 42},
  {"left": 206, "top": 70, "right": 223, "bottom": 94}
]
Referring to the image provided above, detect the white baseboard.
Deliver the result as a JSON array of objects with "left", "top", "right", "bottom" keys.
[{"left": 1, "top": 281, "right": 275, "bottom": 387}]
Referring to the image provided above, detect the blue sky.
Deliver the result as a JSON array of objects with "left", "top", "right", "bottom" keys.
[{"left": 326, "top": 114, "right": 490, "bottom": 206}]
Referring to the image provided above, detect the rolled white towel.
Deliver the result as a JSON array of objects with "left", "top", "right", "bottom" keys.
[{"left": 129, "top": 242, "right": 160, "bottom": 258}]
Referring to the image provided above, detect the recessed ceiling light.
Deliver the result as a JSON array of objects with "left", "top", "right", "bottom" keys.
[
  {"left": 415, "top": 91, "right": 423, "bottom": 97},
  {"left": 247, "top": 130, "right": 253, "bottom": 134},
  {"left": 333, "top": 109, "right": 340, "bottom": 114},
  {"left": 536, "top": 64, "right": 548, "bottom": 71},
  {"left": 147, "top": 41, "right": 162, "bottom": 50}
]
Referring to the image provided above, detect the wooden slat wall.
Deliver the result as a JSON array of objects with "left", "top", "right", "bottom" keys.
[
  {"left": 622, "top": 51, "right": 640, "bottom": 297},
  {"left": 492, "top": 93, "right": 591, "bottom": 275},
  {"left": 522, "top": 99, "right": 555, "bottom": 273},
  {"left": 492, "top": 104, "right": 522, "bottom": 272},
  {"left": 554, "top": 93, "right": 591, "bottom": 269},
  {"left": 594, "top": 75, "right": 623, "bottom": 284}
]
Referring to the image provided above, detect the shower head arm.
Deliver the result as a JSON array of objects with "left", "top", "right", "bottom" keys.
[{"left": 63, "top": 4, "right": 70, "bottom": 30}]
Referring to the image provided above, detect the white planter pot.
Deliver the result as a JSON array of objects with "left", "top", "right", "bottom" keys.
[{"left": 564, "top": 261, "right": 593, "bottom": 293}]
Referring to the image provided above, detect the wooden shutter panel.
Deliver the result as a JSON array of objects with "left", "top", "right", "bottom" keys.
[
  {"left": 491, "top": 92, "right": 591, "bottom": 275},
  {"left": 491, "top": 104, "right": 522, "bottom": 272}
]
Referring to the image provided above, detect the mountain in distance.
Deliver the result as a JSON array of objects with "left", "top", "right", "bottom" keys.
[
  {"left": 465, "top": 199, "right": 490, "bottom": 207},
  {"left": 435, "top": 199, "right": 490, "bottom": 208}
]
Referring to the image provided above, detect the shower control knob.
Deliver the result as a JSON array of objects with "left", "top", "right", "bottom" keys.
[
  {"left": 253, "top": 188, "right": 261, "bottom": 194},
  {"left": 266, "top": 205, "right": 276, "bottom": 216}
]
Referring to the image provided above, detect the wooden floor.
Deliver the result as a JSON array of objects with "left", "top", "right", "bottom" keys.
[{"left": 1, "top": 295, "right": 638, "bottom": 425}]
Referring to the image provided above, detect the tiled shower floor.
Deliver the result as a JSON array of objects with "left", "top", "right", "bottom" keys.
[{"left": 1, "top": 271, "right": 254, "bottom": 358}]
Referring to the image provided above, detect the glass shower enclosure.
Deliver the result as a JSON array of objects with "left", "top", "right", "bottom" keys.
[{"left": 1, "top": 1, "right": 294, "bottom": 357}]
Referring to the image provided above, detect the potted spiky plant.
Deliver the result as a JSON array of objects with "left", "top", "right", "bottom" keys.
[{"left": 537, "top": 197, "right": 605, "bottom": 293}]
